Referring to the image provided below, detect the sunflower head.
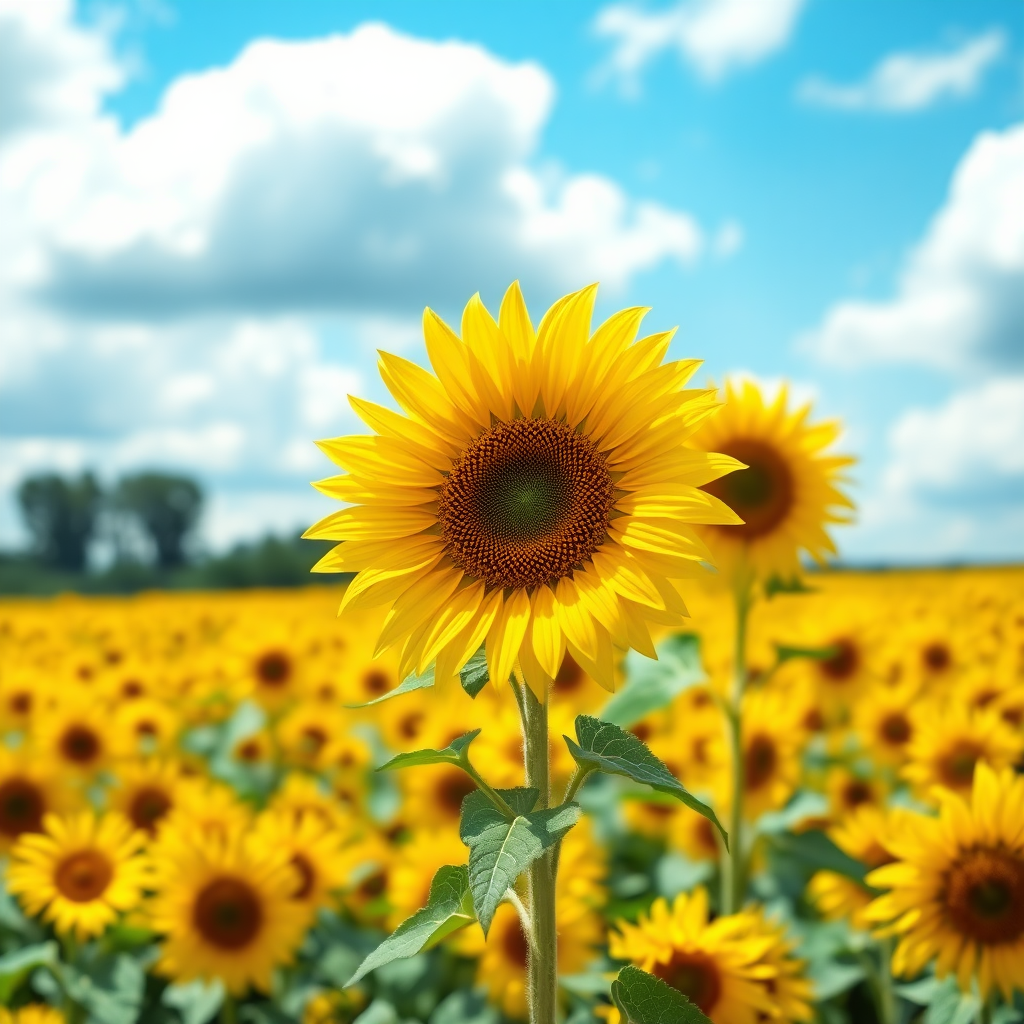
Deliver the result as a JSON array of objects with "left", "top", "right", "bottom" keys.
[
  {"left": 690, "top": 379, "right": 855, "bottom": 585},
  {"left": 306, "top": 283, "right": 743, "bottom": 697}
]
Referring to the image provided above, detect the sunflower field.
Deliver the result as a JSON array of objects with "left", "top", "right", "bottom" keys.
[{"left": 1, "top": 286, "right": 1023, "bottom": 1024}]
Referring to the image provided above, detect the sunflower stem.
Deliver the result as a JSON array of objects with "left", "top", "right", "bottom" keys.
[
  {"left": 462, "top": 759, "right": 518, "bottom": 820},
  {"left": 520, "top": 680, "right": 558, "bottom": 1024},
  {"left": 221, "top": 993, "right": 238, "bottom": 1024},
  {"left": 721, "top": 575, "right": 752, "bottom": 915}
]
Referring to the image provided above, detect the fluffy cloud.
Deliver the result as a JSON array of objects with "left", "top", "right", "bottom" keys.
[
  {"left": 0, "top": 0, "right": 121, "bottom": 137},
  {"left": 2, "top": 19, "right": 706, "bottom": 319},
  {"left": 799, "top": 31, "right": 1004, "bottom": 113},
  {"left": 593, "top": 0, "right": 805, "bottom": 92},
  {"left": 804, "top": 121, "right": 1024, "bottom": 371},
  {"left": 885, "top": 378, "right": 1024, "bottom": 501}
]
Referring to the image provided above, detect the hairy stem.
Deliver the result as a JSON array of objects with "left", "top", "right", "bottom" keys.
[
  {"left": 520, "top": 681, "right": 557, "bottom": 1024},
  {"left": 721, "top": 577, "right": 752, "bottom": 915}
]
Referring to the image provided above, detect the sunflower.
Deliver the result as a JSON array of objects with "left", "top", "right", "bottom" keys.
[
  {"left": 6, "top": 811, "right": 148, "bottom": 939},
  {"left": 902, "top": 705, "right": 1023, "bottom": 799},
  {"left": 730, "top": 906, "right": 813, "bottom": 1022},
  {"left": 111, "top": 697, "right": 180, "bottom": 757},
  {"left": 738, "top": 686, "right": 806, "bottom": 820},
  {"left": 149, "top": 825, "right": 310, "bottom": 995},
  {"left": 275, "top": 703, "right": 354, "bottom": 771},
  {"left": 0, "top": 747, "right": 77, "bottom": 852},
  {"left": 609, "top": 888, "right": 777, "bottom": 1023},
  {"left": 305, "top": 282, "right": 743, "bottom": 695},
  {"left": 267, "top": 772, "right": 353, "bottom": 834},
  {"left": 106, "top": 759, "right": 186, "bottom": 836},
  {"left": 0, "top": 1008, "right": 66, "bottom": 1024},
  {"left": 688, "top": 379, "right": 854, "bottom": 584},
  {"left": 250, "top": 810, "right": 350, "bottom": 914},
  {"left": 867, "top": 763, "right": 1024, "bottom": 1000},
  {"left": 808, "top": 806, "right": 900, "bottom": 930},
  {"left": 825, "top": 766, "right": 886, "bottom": 818},
  {"left": 32, "top": 696, "right": 111, "bottom": 777},
  {"left": 852, "top": 682, "right": 919, "bottom": 767}
]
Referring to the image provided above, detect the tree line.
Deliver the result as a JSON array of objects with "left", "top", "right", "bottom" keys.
[{"left": 17, "top": 471, "right": 203, "bottom": 571}]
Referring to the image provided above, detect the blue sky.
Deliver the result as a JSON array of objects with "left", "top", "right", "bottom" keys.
[{"left": 1, "top": 0, "right": 1021, "bottom": 563}]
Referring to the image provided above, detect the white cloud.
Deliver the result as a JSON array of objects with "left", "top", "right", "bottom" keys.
[
  {"left": 804, "top": 121, "right": 1024, "bottom": 371},
  {"left": 798, "top": 31, "right": 1005, "bottom": 113},
  {"left": 712, "top": 219, "right": 744, "bottom": 258},
  {"left": 1, "top": 18, "right": 709, "bottom": 319},
  {"left": 885, "top": 378, "right": 1024, "bottom": 496},
  {"left": 0, "top": 0, "right": 122, "bottom": 137},
  {"left": 593, "top": 0, "right": 805, "bottom": 92}
]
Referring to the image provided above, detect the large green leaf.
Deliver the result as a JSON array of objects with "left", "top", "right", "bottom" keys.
[
  {"left": 765, "top": 829, "right": 868, "bottom": 884},
  {"left": 924, "top": 977, "right": 981, "bottom": 1024},
  {"left": 460, "top": 789, "right": 580, "bottom": 935},
  {"left": 0, "top": 941, "right": 58, "bottom": 1002},
  {"left": 565, "top": 716, "right": 727, "bottom": 849},
  {"left": 61, "top": 951, "right": 146, "bottom": 1024},
  {"left": 347, "top": 865, "right": 475, "bottom": 986},
  {"left": 610, "top": 966, "right": 711, "bottom": 1024},
  {"left": 602, "top": 634, "right": 704, "bottom": 728},
  {"left": 162, "top": 980, "right": 225, "bottom": 1024},
  {"left": 376, "top": 730, "right": 480, "bottom": 772}
]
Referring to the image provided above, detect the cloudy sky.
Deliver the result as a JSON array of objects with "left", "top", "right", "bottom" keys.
[{"left": 1, "top": 0, "right": 1021, "bottom": 564}]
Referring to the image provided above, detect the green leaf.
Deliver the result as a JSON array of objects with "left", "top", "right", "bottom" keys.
[
  {"left": 347, "top": 865, "right": 475, "bottom": 986},
  {"left": 808, "top": 960, "right": 864, "bottom": 1001},
  {"left": 459, "top": 647, "right": 491, "bottom": 698},
  {"left": 0, "top": 941, "right": 58, "bottom": 1002},
  {"left": 765, "top": 829, "right": 868, "bottom": 884},
  {"left": 162, "top": 979, "right": 225, "bottom": 1024},
  {"left": 348, "top": 665, "right": 435, "bottom": 707},
  {"left": 62, "top": 951, "right": 145, "bottom": 1024},
  {"left": 924, "top": 977, "right": 980, "bottom": 1024},
  {"left": 764, "top": 574, "right": 816, "bottom": 598},
  {"left": 565, "top": 716, "right": 727, "bottom": 850},
  {"left": 460, "top": 789, "right": 580, "bottom": 935},
  {"left": 602, "top": 634, "right": 703, "bottom": 728},
  {"left": 610, "top": 966, "right": 712, "bottom": 1024},
  {"left": 774, "top": 643, "right": 840, "bottom": 664},
  {"left": 376, "top": 730, "right": 481, "bottom": 772}
]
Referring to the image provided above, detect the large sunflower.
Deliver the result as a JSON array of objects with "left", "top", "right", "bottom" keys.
[
  {"left": 149, "top": 826, "right": 310, "bottom": 995},
  {"left": 6, "top": 811, "right": 148, "bottom": 939},
  {"left": 609, "top": 888, "right": 777, "bottom": 1023},
  {"left": 688, "top": 380, "right": 854, "bottom": 582},
  {"left": 0, "top": 747, "right": 77, "bottom": 853},
  {"left": 305, "top": 283, "right": 742, "bottom": 695},
  {"left": 867, "top": 763, "right": 1024, "bottom": 1000}
]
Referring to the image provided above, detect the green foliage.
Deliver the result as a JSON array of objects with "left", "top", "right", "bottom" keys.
[
  {"left": 765, "top": 828, "right": 869, "bottom": 884},
  {"left": 610, "top": 965, "right": 712, "bottom": 1024},
  {"left": 459, "top": 647, "right": 491, "bottom": 698},
  {"left": 377, "top": 730, "right": 481, "bottom": 771},
  {"left": 601, "top": 633, "right": 704, "bottom": 728},
  {"left": 459, "top": 788, "right": 580, "bottom": 935},
  {"left": 17, "top": 471, "right": 102, "bottom": 570},
  {"left": 348, "top": 866, "right": 475, "bottom": 986},
  {"left": 0, "top": 941, "right": 57, "bottom": 1002},
  {"left": 564, "top": 716, "right": 727, "bottom": 849},
  {"left": 113, "top": 472, "right": 203, "bottom": 568}
]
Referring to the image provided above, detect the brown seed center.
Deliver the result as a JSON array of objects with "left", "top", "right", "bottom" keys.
[
  {"left": 256, "top": 651, "right": 291, "bottom": 687},
  {"left": 128, "top": 786, "right": 173, "bottom": 832},
  {"left": 744, "top": 733, "right": 777, "bottom": 790},
  {"left": 945, "top": 848, "right": 1024, "bottom": 944},
  {"left": 702, "top": 437, "right": 794, "bottom": 540},
  {"left": 60, "top": 725, "right": 102, "bottom": 765},
  {"left": 880, "top": 712, "right": 912, "bottom": 745},
  {"left": 819, "top": 639, "right": 859, "bottom": 682},
  {"left": 193, "top": 877, "right": 263, "bottom": 949},
  {"left": 437, "top": 418, "right": 613, "bottom": 590},
  {"left": 939, "top": 740, "right": 983, "bottom": 789},
  {"left": 653, "top": 950, "right": 723, "bottom": 1013},
  {"left": 55, "top": 850, "right": 114, "bottom": 902},
  {"left": 0, "top": 778, "right": 45, "bottom": 838}
]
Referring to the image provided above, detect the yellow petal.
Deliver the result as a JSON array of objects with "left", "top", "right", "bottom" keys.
[
  {"left": 486, "top": 588, "right": 531, "bottom": 689},
  {"left": 529, "top": 584, "right": 564, "bottom": 679}
]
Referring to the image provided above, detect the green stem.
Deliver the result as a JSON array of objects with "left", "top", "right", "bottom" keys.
[
  {"left": 721, "top": 577, "right": 752, "bottom": 915},
  {"left": 520, "top": 681, "right": 558, "bottom": 1024},
  {"left": 221, "top": 993, "right": 238, "bottom": 1024},
  {"left": 877, "top": 938, "right": 898, "bottom": 1024},
  {"left": 462, "top": 761, "right": 517, "bottom": 820}
]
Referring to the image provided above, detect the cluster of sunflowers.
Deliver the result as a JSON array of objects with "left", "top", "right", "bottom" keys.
[{"left": 0, "top": 284, "right": 1021, "bottom": 1024}]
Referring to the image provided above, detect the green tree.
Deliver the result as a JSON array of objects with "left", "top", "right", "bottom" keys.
[
  {"left": 17, "top": 472, "right": 103, "bottom": 571},
  {"left": 114, "top": 472, "right": 203, "bottom": 568}
]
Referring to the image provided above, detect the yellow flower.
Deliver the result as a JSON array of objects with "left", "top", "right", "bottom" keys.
[
  {"left": 0, "top": 746, "right": 78, "bottom": 853},
  {"left": 149, "top": 826, "right": 310, "bottom": 995},
  {"left": 32, "top": 695, "right": 112, "bottom": 777},
  {"left": 609, "top": 888, "right": 776, "bottom": 1023},
  {"left": 867, "top": 763, "right": 1024, "bottom": 1000},
  {"left": 106, "top": 758, "right": 186, "bottom": 836},
  {"left": 808, "top": 805, "right": 901, "bottom": 930},
  {"left": 852, "top": 682, "right": 919, "bottom": 767},
  {"left": 306, "top": 282, "right": 741, "bottom": 695},
  {"left": 250, "top": 810, "right": 351, "bottom": 914},
  {"left": 0, "top": 1007, "right": 66, "bottom": 1024},
  {"left": 6, "top": 811, "right": 148, "bottom": 939},
  {"left": 738, "top": 686, "right": 806, "bottom": 820},
  {"left": 689, "top": 379, "right": 854, "bottom": 583},
  {"left": 902, "top": 705, "right": 1023, "bottom": 799}
]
